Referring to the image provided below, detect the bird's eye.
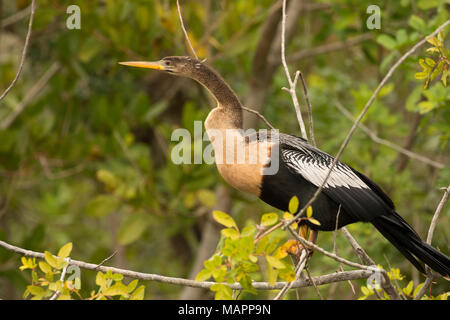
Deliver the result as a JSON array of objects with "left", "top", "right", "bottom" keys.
[{"left": 165, "top": 61, "right": 171, "bottom": 66}]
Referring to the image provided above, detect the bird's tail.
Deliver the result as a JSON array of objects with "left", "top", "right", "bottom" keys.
[{"left": 372, "top": 212, "right": 450, "bottom": 277}]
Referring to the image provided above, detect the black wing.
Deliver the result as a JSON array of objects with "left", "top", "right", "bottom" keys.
[{"left": 279, "top": 133, "right": 393, "bottom": 223}]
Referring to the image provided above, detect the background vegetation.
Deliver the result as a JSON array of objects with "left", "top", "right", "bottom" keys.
[{"left": 0, "top": 0, "right": 448, "bottom": 299}]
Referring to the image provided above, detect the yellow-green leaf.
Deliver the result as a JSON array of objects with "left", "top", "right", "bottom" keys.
[
  {"left": 39, "top": 261, "right": 52, "bottom": 274},
  {"left": 197, "top": 189, "right": 216, "bottom": 207},
  {"left": 58, "top": 242, "right": 73, "bottom": 259},
  {"left": 213, "top": 210, "right": 237, "bottom": 228},
  {"left": 210, "top": 284, "right": 233, "bottom": 300},
  {"left": 288, "top": 196, "right": 299, "bottom": 214},
  {"left": 414, "top": 72, "right": 427, "bottom": 79},
  {"left": 266, "top": 255, "right": 286, "bottom": 269},
  {"left": 267, "top": 265, "right": 278, "bottom": 286},
  {"left": 44, "top": 251, "right": 58, "bottom": 269},
  {"left": 308, "top": 217, "right": 321, "bottom": 226},
  {"left": 279, "top": 268, "right": 296, "bottom": 282},
  {"left": 195, "top": 269, "right": 212, "bottom": 282},
  {"left": 403, "top": 280, "right": 414, "bottom": 296},
  {"left": 283, "top": 212, "right": 297, "bottom": 229},
  {"left": 306, "top": 206, "right": 313, "bottom": 218},
  {"left": 426, "top": 37, "right": 439, "bottom": 47},
  {"left": 130, "top": 285, "right": 145, "bottom": 300},
  {"left": 221, "top": 228, "right": 240, "bottom": 240},
  {"left": 260, "top": 213, "right": 279, "bottom": 227}
]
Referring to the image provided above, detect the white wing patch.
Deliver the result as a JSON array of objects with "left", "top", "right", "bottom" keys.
[{"left": 282, "top": 149, "right": 369, "bottom": 189}]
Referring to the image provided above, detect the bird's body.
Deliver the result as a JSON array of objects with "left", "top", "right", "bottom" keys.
[{"left": 120, "top": 56, "right": 450, "bottom": 277}]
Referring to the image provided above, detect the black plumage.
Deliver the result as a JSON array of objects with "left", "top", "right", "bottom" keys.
[{"left": 260, "top": 133, "right": 450, "bottom": 276}]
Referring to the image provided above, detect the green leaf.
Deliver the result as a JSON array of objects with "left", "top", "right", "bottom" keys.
[
  {"left": 130, "top": 285, "right": 145, "bottom": 300},
  {"left": 260, "top": 213, "right": 279, "bottom": 227},
  {"left": 221, "top": 228, "right": 240, "bottom": 240},
  {"left": 267, "top": 265, "right": 278, "bottom": 286},
  {"left": 118, "top": 213, "right": 150, "bottom": 245},
  {"left": 210, "top": 284, "right": 233, "bottom": 300},
  {"left": 408, "top": 15, "right": 426, "bottom": 31},
  {"left": 195, "top": 269, "right": 212, "bottom": 282},
  {"left": 212, "top": 210, "right": 237, "bottom": 228},
  {"left": 377, "top": 34, "right": 397, "bottom": 50},
  {"left": 306, "top": 206, "right": 313, "bottom": 218},
  {"left": 308, "top": 217, "right": 321, "bottom": 226},
  {"left": 44, "top": 251, "right": 58, "bottom": 269},
  {"left": 417, "top": 0, "right": 439, "bottom": 10},
  {"left": 361, "top": 286, "right": 372, "bottom": 296},
  {"left": 425, "top": 58, "right": 436, "bottom": 67},
  {"left": 288, "top": 196, "right": 299, "bottom": 214},
  {"left": 413, "top": 283, "right": 424, "bottom": 298},
  {"left": 58, "top": 242, "right": 73, "bottom": 259},
  {"left": 279, "top": 267, "right": 296, "bottom": 282},
  {"left": 85, "top": 195, "right": 120, "bottom": 218},
  {"left": 38, "top": 261, "right": 52, "bottom": 274},
  {"left": 196, "top": 189, "right": 216, "bottom": 207},
  {"left": 255, "top": 236, "right": 269, "bottom": 255},
  {"left": 414, "top": 72, "right": 428, "bottom": 80},
  {"left": 266, "top": 255, "right": 286, "bottom": 269},
  {"left": 127, "top": 279, "right": 139, "bottom": 292},
  {"left": 403, "top": 280, "right": 414, "bottom": 296},
  {"left": 241, "top": 225, "right": 256, "bottom": 237},
  {"left": 96, "top": 169, "right": 119, "bottom": 190},
  {"left": 417, "top": 101, "right": 436, "bottom": 114}
]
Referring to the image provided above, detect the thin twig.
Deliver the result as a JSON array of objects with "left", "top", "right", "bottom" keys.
[
  {"left": 0, "top": 4, "right": 32, "bottom": 28},
  {"left": 242, "top": 106, "right": 275, "bottom": 129},
  {"left": 305, "top": 267, "right": 324, "bottom": 300},
  {"left": 426, "top": 186, "right": 450, "bottom": 245},
  {"left": 285, "top": 33, "right": 373, "bottom": 63},
  {"left": 94, "top": 251, "right": 118, "bottom": 270},
  {"left": 274, "top": 249, "right": 308, "bottom": 300},
  {"left": 0, "top": 0, "right": 36, "bottom": 102},
  {"left": 285, "top": 19, "right": 450, "bottom": 229},
  {"left": 0, "top": 62, "right": 60, "bottom": 130},
  {"left": 298, "top": 71, "right": 316, "bottom": 146},
  {"left": 176, "top": 0, "right": 198, "bottom": 59},
  {"left": 280, "top": 0, "right": 308, "bottom": 140},
  {"left": 414, "top": 186, "right": 450, "bottom": 300},
  {"left": 286, "top": 226, "right": 378, "bottom": 272},
  {"left": 335, "top": 101, "right": 445, "bottom": 169}
]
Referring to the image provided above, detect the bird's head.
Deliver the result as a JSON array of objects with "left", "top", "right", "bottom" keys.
[{"left": 119, "top": 56, "right": 204, "bottom": 79}]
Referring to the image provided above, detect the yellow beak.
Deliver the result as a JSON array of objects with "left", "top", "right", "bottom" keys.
[{"left": 118, "top": 61, "right": 164, "bottom": 70}]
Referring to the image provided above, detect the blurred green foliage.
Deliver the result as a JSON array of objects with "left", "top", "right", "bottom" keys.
[{"left": 0, "top": 0, "right": 449, "bottom": 299}]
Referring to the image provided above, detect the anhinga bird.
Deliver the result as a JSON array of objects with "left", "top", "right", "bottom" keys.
[{"left": 120, "top": 56, "right": 450, "bottom": 277}]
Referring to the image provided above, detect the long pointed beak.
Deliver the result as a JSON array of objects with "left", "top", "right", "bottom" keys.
[{"left": 118, "top": 61, "right": 164, "bottom": 70}]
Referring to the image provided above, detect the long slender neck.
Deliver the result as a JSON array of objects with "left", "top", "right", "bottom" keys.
[{"left": 192, "top": 64, "right": 243, "bottom": 129}]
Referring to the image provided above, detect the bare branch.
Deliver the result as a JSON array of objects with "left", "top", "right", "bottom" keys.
[
  {"left": 176, "top": 0, "right": 198, "bottom": 59},
  {"left": 298, "top": 71, "right": 316, "bottom": 146},
  {"left": 242, "top": 106, "right": 275, "bottom": 129},
  {"left": 286, "top": 33, "right": 373, "bottom": 63},
  {"left": 0, "top": 4, "right": 32, "bottom": 28},
  {"left": 414, "top": 186, "right": 450, "bottom": 300},
  {"left": 335, "top": 101, "right": 445, "bottom": 169},
  {"left": 280, "top": 0, "right": 308, "bottom": 140},
  {"left": 0, "top": 239, "right": 372, "bottom": 290},
  {"left": 0, "top": 0, "right": 36, "bottom": 102},
  {"left": 426, "top": 186, "right": 450, "bottom": 245},
  {"left": 0, "top": 62, "right": 60, "bottom": 130},
  {"left": 274, "top": 249, "right": 308, "bottom": 300}
]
